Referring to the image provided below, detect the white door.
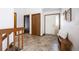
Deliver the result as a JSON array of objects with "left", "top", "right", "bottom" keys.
[{"left": 45, "top": 15, "right": 59, "bottom": 35}]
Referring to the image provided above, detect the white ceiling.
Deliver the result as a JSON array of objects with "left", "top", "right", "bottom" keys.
[{"left": 42, "top": 8, "right": 61, "bottom": 12}]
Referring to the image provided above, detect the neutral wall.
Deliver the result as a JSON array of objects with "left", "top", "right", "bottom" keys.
[
  {"left": 14, "top": 8, "right": 27, "bottom": 28},
  {"left": 0, "top": 8, "right": 14, "bottom": 29},
  {"left": 14, "top": 8, "right": 61, "bottom": 36},
  {"left": 0, "top": 8, "right": 14, "bottom": 50},
  {"left": 59, "top": 8, "right": 79, "bottom": 50},
  {"left": 14, "top": 8, "right": 42, "bottom": 35},
  {"left": 40, "top": 10, "right": 60, "bottom": 36}
]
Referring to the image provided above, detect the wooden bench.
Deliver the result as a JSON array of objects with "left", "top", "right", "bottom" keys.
[{"left": 58, "top": 34, "right": 73, "bottom": 51}]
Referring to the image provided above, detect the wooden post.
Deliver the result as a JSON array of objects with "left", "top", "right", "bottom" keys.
[
  {"left": 18, "top": 31, "right": 20, "bottom": 49},
  {"left": 7, "top": 33, "right": 9, "bottom": 50},
  {"left": 0, "top": 34, "right": 2, "bottom": 51},
  {"left": 21, "top": 30, "right": 24, "bottom": 49},
  {"left": 13, "top": 29, "right": 16, "bottom": 50}
]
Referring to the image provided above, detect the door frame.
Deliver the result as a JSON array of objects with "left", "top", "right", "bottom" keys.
[
  {"left": 24, "top": 15, "right": 30, "bottom": 33},
  {"left": 44, "top": 13, "right": 60, "bottom": 34},
  {"left": 31, "top": 13, "right": 40, "bottom": 36}
]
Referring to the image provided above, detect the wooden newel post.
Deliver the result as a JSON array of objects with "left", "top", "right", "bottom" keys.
[
  {"left": 13, "top": 29, "right": 16, "bottom": 50},
  {"left": 18, "top": 31, "right": 20, "bottom": 48},
  {"left": 0, "top": 34, "right": 2, "bottom": 51},
  {"left": 22, "top": 29, "right": 24, "bottom": 49}
]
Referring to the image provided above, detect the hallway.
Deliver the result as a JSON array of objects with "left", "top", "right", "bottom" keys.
[{"left": 22, "top": 34, "right": 59, "bottom": 51}]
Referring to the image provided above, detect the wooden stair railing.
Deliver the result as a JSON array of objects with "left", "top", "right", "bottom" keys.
[
  {"left": 0, "top": 28, "right": 13, "bottom": 50},
  {"left": 14, "top": 27, "right": 24, "bottom": 50},
  {"left": 0, "top": 27, "right": 24, "bottom": 51}
]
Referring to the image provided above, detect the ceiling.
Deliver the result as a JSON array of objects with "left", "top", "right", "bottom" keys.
[{"left": 42, "top": 8, "right": 61, "bottom": 12}]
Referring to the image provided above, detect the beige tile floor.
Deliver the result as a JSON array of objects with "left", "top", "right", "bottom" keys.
[{"left": 21, "top": 34, "right": 59, "bottom": 51}]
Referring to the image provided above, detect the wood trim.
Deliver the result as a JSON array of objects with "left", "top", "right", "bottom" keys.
[
  {"left": 22, "top": 30, "right": 24, "bottom": 49},
  {"left": 0, "top": 34, "right": 2, "bottom": 51},
  {"left": 14, "top": 12, "right": 17, "bottom": 29},
  {"left": 13, "top": 30, "right": 16, "bottom": 50},
  {"left": 7, "top": 33, "right": 9, "bottom": 50},
  {"left": 2, "top": 34, "right": 7, "bottom": 40},
  {"left": 18, "top": 31, "right": 20, "bottom": 48}
]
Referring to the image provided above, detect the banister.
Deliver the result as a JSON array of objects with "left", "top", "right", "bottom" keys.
[{"left": 0, "top": 27, "right": 24, "bottom": 51}]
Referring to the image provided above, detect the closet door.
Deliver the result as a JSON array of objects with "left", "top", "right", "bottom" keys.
[
  {"left": 32, "top": 13, "right": 40, "bottom": 36},
  {"left": 45, "top": 15, "right": 56, "bottom": 34}
]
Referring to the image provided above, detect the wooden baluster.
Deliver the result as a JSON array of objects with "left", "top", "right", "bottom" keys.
[
  {"left": 13, "top": 29, "right": 16, "bottom": 50},
  {"left": 21, "top": 30, "right": 24, "bottom": 49},
  {"left": 7, "top": 33, "right": 9, "bottom": 50},
  {"left": 18, "top": 31, "right": 20, "bottom": 49},
  {"left": 0, "top": 34, "right": 2, "bottom": 51}
]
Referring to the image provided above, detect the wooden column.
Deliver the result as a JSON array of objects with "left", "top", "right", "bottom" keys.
[
  {"left": 13, "top": 29, "right": 16, "bottom": 50},
  {"left": 7, "top": 33, "right": 9, "bottom": 50},
  {"left": 21, "top": 30, "right": 24, "bottom": 49},
  {"left": 0, "top": 34, "right": 2, "bottom": 51},
  {"left": 18, "top": 31, "right": 20, "bottom": 48}
]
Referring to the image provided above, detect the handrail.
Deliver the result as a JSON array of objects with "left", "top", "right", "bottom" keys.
[
  {"left": 14, "top": 27, "right": 24, "bottom": 50},
  {"left": 0, "top": 27, "right": 24, "bottom": 51}
]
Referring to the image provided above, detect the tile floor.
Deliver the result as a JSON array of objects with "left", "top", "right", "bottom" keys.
[{"left": 21, "top": 34, "right": 59, "bottom": 51}]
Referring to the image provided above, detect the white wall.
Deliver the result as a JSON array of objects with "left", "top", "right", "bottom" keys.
[
  {"left": 40, "top": 13, "right": 44, "bottom": 36},
  {"left": 14, "top": 8, "right": 29, "bottom": 28},
  {"left": 40, "top": 9, "right": 60, "bottom": 36},
  {"left": 0, "top": 8, "right": 14, "bottom": 29},
  {"left": 0, "top": 8, "right": 14, "bottom": 50},
  {"left": 14, "top": 8, "right": 61, "bottom": 36},
  {"left": 14, "top": 8, "right": 42, "bottom": 35},
  {"left": 72, "top": 8, "right": 79, "bottom": 21},
  {"left": 59, "top": 8, "right": 79, "bottom": 50}
]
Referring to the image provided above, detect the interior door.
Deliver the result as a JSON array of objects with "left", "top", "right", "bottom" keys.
[
  {"left": 32, "top": 13, "right": 40, "bottom": 36},
  {"left": 45, "top": 15, "right": 56, "bottom": 34}
]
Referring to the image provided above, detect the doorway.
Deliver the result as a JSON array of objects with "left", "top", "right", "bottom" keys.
[
  {"left": 24, "top": 15, "right": 30, "bottom": 33},
  {"left": 44, "top": 13, "right": 60, "bottom": 35},
  {"left": 32, "top": 13, "right": 40, "bottom": 36}
]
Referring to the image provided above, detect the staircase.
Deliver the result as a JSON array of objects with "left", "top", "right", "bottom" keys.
[{"left": 0, "top": 27, "right": 24, "bottom": 51}]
